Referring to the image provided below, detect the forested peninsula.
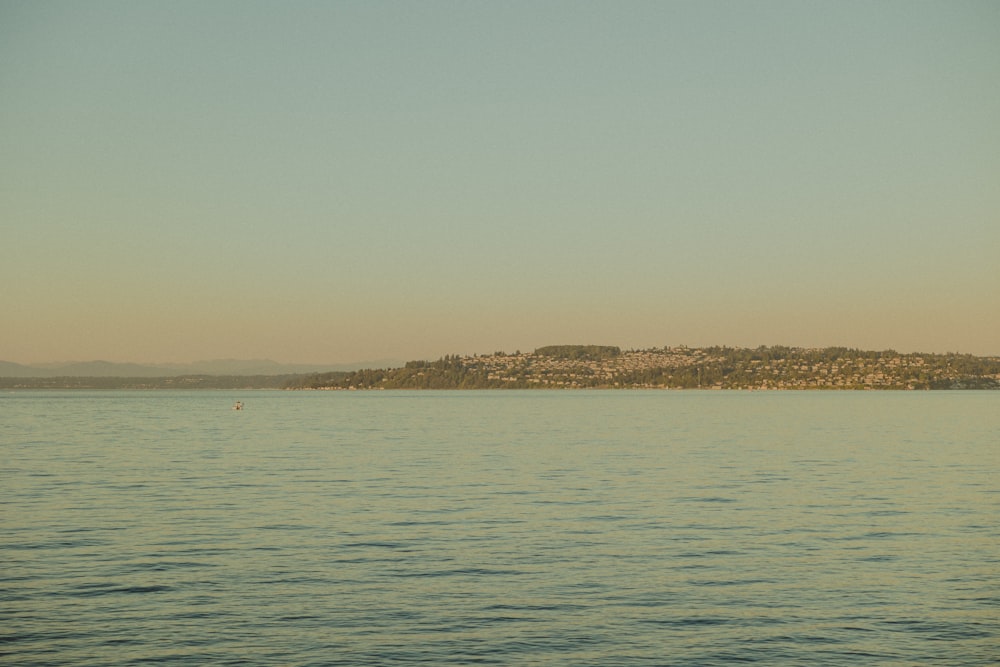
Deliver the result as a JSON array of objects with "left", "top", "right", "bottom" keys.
[{"left": 289, "top": 345, "right": 1000, "bottom": 391}]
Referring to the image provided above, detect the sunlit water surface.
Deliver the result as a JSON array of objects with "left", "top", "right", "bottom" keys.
[{"left": 2, "top": 390, "right": 997, "bottom": 665}]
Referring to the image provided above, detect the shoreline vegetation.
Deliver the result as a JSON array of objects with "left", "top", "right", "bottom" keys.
[{"left": 7, "top": 346, "right": 997, "bottom": 390}]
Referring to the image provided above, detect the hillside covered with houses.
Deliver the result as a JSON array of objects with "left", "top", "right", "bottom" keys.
[{"left": 289, "top": 345, "right": 1000, "bottom": 391}]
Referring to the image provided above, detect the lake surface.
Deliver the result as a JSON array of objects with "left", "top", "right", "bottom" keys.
[{"left": 2, "top": 390, "right": 997, "bottom": 665}]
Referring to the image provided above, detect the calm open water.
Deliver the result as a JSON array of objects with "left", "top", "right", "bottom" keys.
[{"left": 2, "top": 390, "right": 997, "bottom": 665}]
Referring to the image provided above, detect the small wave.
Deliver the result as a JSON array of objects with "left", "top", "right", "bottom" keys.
[
  {"left": 3, "top": 538, "right": 109, "bottom": 550},
  {"left": 385, "top": 520, "right": 451, "bottom": 527},
  {"left": 675, "top": 496, "right": 738, "bottom": 503},
  {"left": 688, "top": 578, "right": 775, "bottom": 587},
  {"left": 256, "top": 523, "right": 313, "bottom": 531},
  {"left": 342, "top": 541, "right": 409, "bottom": 550},
  {"left": 123, "top": 560, "right": 217, "bottom": 572},
  {"left": 641, "top": 616, "right": 732, "bottom": 627},
  {"left": 880, "top": 619, "right": 994, "bottom": 640},
  {"left": 66, "top": 583, "right": 173, "bottom": 597},
  {"left": 484, "top": 603, "right": 585, "bottom": 612},
  {"left": 674, "top": 549, "right": 742, "bottom": 558},
  {"left": 391, "top": 567, "right": 526, "bottom": 578}
]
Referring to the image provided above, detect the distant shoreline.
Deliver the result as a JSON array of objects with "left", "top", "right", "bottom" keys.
[
  {"left": 5, "top": 346, "right": 999, "bottom": 391},
  {"left": 0, "top": 376, "right": 299, "bottom": 390}
]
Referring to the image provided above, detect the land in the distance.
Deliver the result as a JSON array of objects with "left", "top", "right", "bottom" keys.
[
  {"left": 0, "top": 358, "right": 400, "bottom": 378},
  {"left": 4, "top": 345, "right": 998, "bottom": 391},
  {"left": 0, "top": 374, "right": 304, "bottom": 390},
  {"left": 291, "top": 345, "right": 1000, "bottom": 391}
]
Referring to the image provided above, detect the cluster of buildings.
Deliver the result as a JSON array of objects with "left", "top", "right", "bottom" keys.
[
  {"left": 439, "top": 347, "right": 998, "bottom": 390},
  {"left": 466, "top": 348, "right": 711, "bottom": 386}
]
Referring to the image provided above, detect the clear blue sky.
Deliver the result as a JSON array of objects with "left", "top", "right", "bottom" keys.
[{"left": 2, "top": 1, "right": 998, "bottom": 363}]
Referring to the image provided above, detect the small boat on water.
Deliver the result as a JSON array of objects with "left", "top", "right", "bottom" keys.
[{"left": 233, "top": 401, "right": 244, "bottom": 411}]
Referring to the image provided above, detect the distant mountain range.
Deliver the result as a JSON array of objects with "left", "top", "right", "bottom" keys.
[{"left": 0, "top": 359, "right": 403, "bottom": 378}]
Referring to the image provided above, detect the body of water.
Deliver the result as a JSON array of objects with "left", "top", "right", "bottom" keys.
[{"left": 2, "top": 390, "right": 997, "bottom": 665}]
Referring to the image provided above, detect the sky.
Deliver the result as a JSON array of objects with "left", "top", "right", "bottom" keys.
[{"left": 2, "top": 1, "right": 998, "bottom": 364}]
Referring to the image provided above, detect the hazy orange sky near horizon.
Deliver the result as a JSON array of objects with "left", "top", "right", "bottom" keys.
[{"left": 2, "top": 1, "right": 998, "bottom": 364}]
